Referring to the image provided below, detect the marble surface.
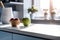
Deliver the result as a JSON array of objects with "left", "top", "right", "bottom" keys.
[{"left": 0, "top": 22, "right": 60, "bottom": 40}]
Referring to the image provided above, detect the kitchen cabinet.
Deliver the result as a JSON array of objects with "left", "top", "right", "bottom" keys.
[
  {"left": 4, "top": 0, "right": 32, "bottom": 19},
  {"left": 0, "top": 31, "right": 12, "bottom": 40},
  {"left": 0, "top": 31, "right": 48, "bottom": 40},
  {"left": 13, "top": 34, "right": 45, "bottom": 40},
  {"left": 4, "top": 0, "right": 23, "bottom": 19}
]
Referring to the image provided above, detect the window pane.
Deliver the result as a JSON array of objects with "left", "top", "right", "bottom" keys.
[
  {"left": 32, "top": 0, "right": 50, "bottom": 20},
  {"left": 33, "top": 0, "right": 60, "bottom": 20},
  {"left": 53, "top": 0, "right": 60, "bottom": 20}
]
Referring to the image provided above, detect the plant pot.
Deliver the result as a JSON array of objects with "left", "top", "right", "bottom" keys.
[
  {"left": 23, "top": 23, "right": 29, "bottom": 27},
  {"left": 1, "top": 7, "right": 14, "bottom": 24},
  {"left": 10, "top": 18, "right": 20, "bottom": 27},
  {"left": 22, "top": 18, "right": 30, "bottom": 27}
]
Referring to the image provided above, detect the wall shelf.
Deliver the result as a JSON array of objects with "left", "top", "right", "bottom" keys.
[
  {"left": 5, "top": 2, "right": 23, "bottom": 5},
  {"left": 10, "top": 2, "right": 23, "bottom": 5}
]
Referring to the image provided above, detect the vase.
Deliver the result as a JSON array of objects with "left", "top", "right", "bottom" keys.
[
  {"left": 1, "top": 7, "right": 14, "bottom": 24},
  {"left": 22, "top": 18, "right": 30, "bottom": 27},
  {"left": 30, "top": 14, "right": 33, "bottom": 19}
]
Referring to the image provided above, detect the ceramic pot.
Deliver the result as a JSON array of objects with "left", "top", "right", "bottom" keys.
[
  {"left": 1, "top": 7, "right": 14, "bottom": 24},
  {"left": 22, "top": 18, "right": 30, "bottom": 27},
  {"left": 10, "top": 18, "right": 20, "bottom": 27}
]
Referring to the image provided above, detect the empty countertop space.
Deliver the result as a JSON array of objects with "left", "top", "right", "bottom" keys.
[{"left": 20, "top": 24, "right": 60, "bottom": 37}]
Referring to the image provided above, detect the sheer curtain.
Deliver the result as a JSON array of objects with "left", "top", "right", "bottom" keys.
[
  {"left": 32, "top": 0, "right": 60, "bottom": 20},
  {"left": 32, "top": 0, "right": 50, "bottom": 20},
  {"left": 53, "top": 0, "right": 60, "bottom": 20}
]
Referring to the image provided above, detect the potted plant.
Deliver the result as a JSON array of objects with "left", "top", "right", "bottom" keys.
[
  {"left": 10, "top": 18, "right": 20, "bottom": 27},
  {"left": 43, "top": 9, "right": 48, "bottom": 20},
  {"left": 51, "top": 10, "right": 56, "bottom": 20},
  {"left": 22, "top": 18, "right": 30, "bottom": 27},
  {"left": 28, "top": 5, "right": 38, "bottom": 19}
]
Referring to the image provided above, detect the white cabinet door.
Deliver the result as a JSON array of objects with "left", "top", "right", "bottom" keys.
[
  {"left": 0, "top": 31, "right": 12, "bottom": 40},
  {"left": 13, "top": 34, "right": 45, "bottom": 40}
]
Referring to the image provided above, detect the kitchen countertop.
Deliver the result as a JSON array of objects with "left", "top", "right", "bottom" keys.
[{"left": 0, "top": 22, "right": 60, "bottom": 40}]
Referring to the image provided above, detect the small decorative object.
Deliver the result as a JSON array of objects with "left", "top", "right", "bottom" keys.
[
  {"left": 0, "top": 1, "right": 14, "bottom": 24},
  {"left": 22, "top": 18, "right": 30, "bottom": 27},
  {"left": 28, "top": 5, "right": 38, "bottom": 13},
  {"left": 50, "top": 9, "right": 56, "bottom": 20},
  {"left": 28, "top": 5, "right": 38, "bottom": 19},
  {"left": 43, "top": 9, "right": 48, "bottom": 20},
  {"left": 10, "top": 18, "right": 20, "bottom": 27}
]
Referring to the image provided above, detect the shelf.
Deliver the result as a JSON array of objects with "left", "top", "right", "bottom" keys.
[{"left": 5, "top": 2, "right": 24, "bottom": 5}]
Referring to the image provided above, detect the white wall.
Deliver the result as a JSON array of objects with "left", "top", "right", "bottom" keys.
[
  {"left": 24, "top": 0, "right": 32, "bottom": 19},
  {"left": 15, "top": 5, "right": 23, "bottom": 19}
]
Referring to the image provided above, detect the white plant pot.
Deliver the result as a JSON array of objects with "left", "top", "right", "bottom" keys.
[{"left": 1, "top": 7, "right": 14, "bottom": 24}]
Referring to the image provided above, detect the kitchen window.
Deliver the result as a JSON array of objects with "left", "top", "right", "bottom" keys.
[{"left": 32, "top": 0, "right": 60, "bottom": 20}]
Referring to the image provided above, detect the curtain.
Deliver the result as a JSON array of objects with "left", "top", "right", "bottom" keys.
[
  {"left": 33, "top": 0, "right": 60, "bottom": 20},
  {"left": 33, "top": 0, "right": 50, "bottom": 20}
]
